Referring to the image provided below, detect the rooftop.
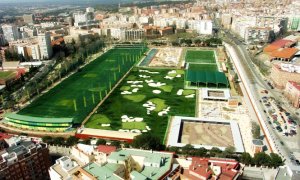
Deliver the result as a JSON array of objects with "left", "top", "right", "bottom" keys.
[
  {"left": 288, "top": 81, "right": 300, "bottom": 91},
  {"left": 189, "top": 157, "right": 240, "bottom": 180},
  {"left": 97, "top": 145, "right": 117, "bottom": 155},
  {"left": 82, "top": 162, "right": 123, "bottom": 180},
  {"left": 271, "top": 48, "right": 298, "bottom": 59},
  {"left": 5, "top": 113, "right": 73, "bottom": 123},
  {"left": 108, "top": 148, "right": 173, "bottom": 179}
]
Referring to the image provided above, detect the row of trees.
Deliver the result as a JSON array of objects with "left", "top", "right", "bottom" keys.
[
  {"left": 171, "top": 37, "right": 222, "bottom": 47},
  {"left": 41, "top": 133, "right": 283, "bottom": 168}
]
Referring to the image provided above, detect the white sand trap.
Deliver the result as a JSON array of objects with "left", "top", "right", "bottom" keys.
[
  {"left": 176, "top": 74, "right": 181, "bottom": 78},
  {"left": 147, "top": 110, "right": 151, "bottom": 115},
  {"left": 158, "top": 111, "right": 168, "bottom": 116},
  {"left": 101, "top": 124, "right": 111, "bottom": 127},
  {"left": 142, "top": 130, "right": 148, "bottom": 133},
  {"left": 119, "top": 129, "right": 130, "bottom": 132},
  {"left": 147, "top": 106, "right": 156, "bottom": 111},
  {"left": 164, "top": 76, "right": 174, "bottom": 80},
  {"left": 148, "top": 82, "right": 166, "bottom": 87},
  {"left": 165, "top": 106, "right": 171, "bottom": 111},
  {"left": 139, "top": 69, "right": 149, "bottom": 73},
  {"left": 132, "top": 88, "right": 139, "bottom": 93},
  {"left": 145, "top": 79, "right": 154, "bottom": 83},
  {"left": 168, "top": 70, "right": 176, "bottom": 74},
  {"left": 139, "top": 75, "right": 150, "bottom": 78},
  {"left": 121, "top": 91, "right": 132, "bottom": 95},
  {"left": 131, "top": 129, "right": 141, "bottom": 133},
  {"left": 131, "top": 85, "right": 143, "bottom": 88},
  {"left": 127, "top": 81, "right": 133, "bottom": 83},
  {"left": 153, "top": 90, "right": 161, "bottom": 94},
  {"left": 146, "top": 126, "right": 151, "bottom": 131},
  {"left": 177, "top": 89, "right": 183, "bottom": 95},
  {"left": 134, "top": 117, "right": 143, "bottom": 122},
  {"left": 148, "top": 71, "right": 159, "bottom": 74},
  {"left": 185, "top": 94, "right": 195, "bottom": 98}
]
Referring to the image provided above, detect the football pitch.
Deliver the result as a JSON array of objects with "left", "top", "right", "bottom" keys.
[
  {"left": 18, "top": 45, "right": 147, "bottom": 124},
  {"left": 185, "top": 50, "right": 216, "bottom": 64},
  {"left": 188, "top": 64, "right": 218, "bottom": 72}
]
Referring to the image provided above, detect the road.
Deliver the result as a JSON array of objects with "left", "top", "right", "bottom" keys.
[{"left": 222, "top": 30, "right": 300, "bottom": 170}]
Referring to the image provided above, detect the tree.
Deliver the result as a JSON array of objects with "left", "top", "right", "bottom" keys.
[
  {"left": 167, "top": 146, "right": 180, "bottom": 154},
  {"left": 252, "top": 122, "right": 261, "bottom": 139},
  {"left": 132, "top": 133, "right": 164, "bottom": 150},
  {"left": 221, "top": 146, "right": 235, "bottom": 158},
  {"left": 182, "top": 144, "right": 194, "bottom": 155},
  {"left": 96, "top": 139, "right": 106, "bottom": 146},
  {"left": 81, "top": 139, "right": 91, "bottom": 145},
  {"left": 194, "top": 147, "right": 208, "bottom": 157},
  {"left": 110, "top": 141, "right": 121, "bottom": 148},
  {"left": 209, "top": 147, "right": 222, "bottom": 157},
  {"left": 240, "top": 152, "right": 253, "bottom": 165},
  {"left": 269, "top": 153, "right": 283, "bottom": 167},
  {"left": 42, "top": 136, "right": 53, "bottom": 144},
  {"left": 66, "top": 136, "right": 79, "bottom": 146},
  {"left": 53, "top": 137, "right": 65, "bottom": 145},
  {"left": 253, "top": 152, "right": 271, "bottom": 166}
]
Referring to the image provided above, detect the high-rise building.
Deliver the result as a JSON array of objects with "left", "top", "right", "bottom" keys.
[
  {"left": 23, "top": 14, "right": 35, "bottom": 24},
  {"left": 2, "top": 24, "right": 19, "bottom": 42},
  {"left": 0, "top": 141, "right": 51, "bottom": 180},
  {"left": 38, "top": 32, "right": 53, "bottom": 59}
]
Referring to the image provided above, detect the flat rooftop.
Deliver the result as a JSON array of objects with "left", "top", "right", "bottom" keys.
[
  {"left": 77, "top": 128, "right": 139, "bottom": 141},
  {"left": 167, "top": 116, "right": 245, "bottom": 152},
  {"left": 202, "top": 88, "right": 231, "bottom": 100}
]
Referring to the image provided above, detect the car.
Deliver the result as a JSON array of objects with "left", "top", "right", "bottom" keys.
[
  {"left": 276, "top": 126, "right": 283, "bottom": 132},
  {"left": 296, "top": 160, "right": 300, "bottom": 165},
  {"left": 290, "top": 130, "right": 297, "bottom": 136},
  {"left": 284, "top": 132, "right": 289, "bottom": 136},
  {"left": 264, "top": 110, "right": 267, "bottom": 113},
  {"left": 268, "top": 121, "right": 272, "bottom": 125}
]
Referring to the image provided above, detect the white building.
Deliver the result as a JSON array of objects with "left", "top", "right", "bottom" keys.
[
  {"left": 49, "top": 156, "right": 80, "bottom": 180},
  {"left": 120, "top": 29, "right": 145, "bottom": 41},
  {"left": 38, "top": 32, "right": 53, "bottom": 60},
  {"left": 28, "top": 44, "right": 41, "bottom": 60},
  {"left": 187, "top": 20, "right": 213, "bottom": 35},
  {"left": 2, "top": 24, "right": 19, "bottom": 42}
]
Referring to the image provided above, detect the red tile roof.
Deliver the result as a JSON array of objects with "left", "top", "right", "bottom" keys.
[
  {"left": 288, "top": 81, "right": 300, "bottom": 91},
  {"left": 97, "top": 145, "right": 116, "bottom": 154},
  {"left": 188, "top": 157, "right": 240, "bottom": 180},
  {"left": 0, "top": 133, "right": 13, "bottom": 140},
  {"left": 264, "top": 39, "right": 295, "bottom": 53},
  {"left": 270, "top": 48, "right": 298, "bottom": 59}
]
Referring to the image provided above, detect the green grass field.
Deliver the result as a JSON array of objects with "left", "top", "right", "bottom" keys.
[
  {"left": 0, "top": 71, "right": 16, "bottom": 80},
  {"left": 185, "top": 50, "right": 216, "bottom": 64},
  {"left": 18, "top": 45, "right": 147, "bottom": 124},
  {"left": 188, "top": 64, "right": 218, "bottom": 72},
  {"left": 85, "top": 68, "right": 195, "bottom": 141}
]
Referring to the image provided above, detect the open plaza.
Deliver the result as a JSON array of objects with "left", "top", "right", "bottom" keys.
[{"left": 167, "top": 116, "right": 245, "bottom": 152}]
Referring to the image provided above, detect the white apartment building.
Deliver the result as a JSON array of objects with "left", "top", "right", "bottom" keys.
[
  {"left": 49, "top": 156, "right": 80, "bottom": 180},
  {"left": 2, "top": 24, "right": 19, "bottom": 42},
  {"left": 188, "top": 20, "right": 213, "bottom": 35},
  {"left": 38, "top": 32, "right": 53, "bottom": 60},
  {"left": 28, "top": 44, "right": 41, "bottom": 60},
  {"left": 244, "top": 27, "right": 272, "bottom": 44},
  {"left": 120, "top": 29, "right": 144, "bottom": 41}
]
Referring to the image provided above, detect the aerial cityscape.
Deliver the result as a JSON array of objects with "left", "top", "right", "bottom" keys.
[{"left": 0, "top": 0, "right": 299, "bottom": 179}]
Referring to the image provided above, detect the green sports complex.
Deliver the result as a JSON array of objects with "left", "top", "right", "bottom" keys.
[
  {"left": 4, "top": 44, "right": 147, "bottom": 132},
  {"left": 184, "top": 49, "right": 229, "bottom": 88}
]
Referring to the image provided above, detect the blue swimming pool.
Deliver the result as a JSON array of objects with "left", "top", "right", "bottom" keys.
[{"left": 139, "top": 49, "right": 158, "bottom": 66}]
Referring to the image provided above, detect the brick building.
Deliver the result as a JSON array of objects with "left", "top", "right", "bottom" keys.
[
  {"left": 0, "top": 141, "right": 51, "bottom": 180},
  {"left": 284, "top": 81, "right": 300, "bottom": 108},
  {"left": 270, "top": 64, "right": 300, "bottom": 89}
]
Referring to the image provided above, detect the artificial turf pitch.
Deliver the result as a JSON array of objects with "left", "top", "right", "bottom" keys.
[
  {"left": 185, "top": 50, "right": 216, "bottom": 64},
  {"left": 18, "top": 46, "right": 147, "bottom": 124}
]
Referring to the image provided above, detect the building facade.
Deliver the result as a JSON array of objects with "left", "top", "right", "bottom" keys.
[
  {"left": 0, "top": 141, "right": 51, "bottom": 180},
  {"left": 284, "top": 81, "right": 300, "bottom": 108},
  {"left": 38, "top": 32, "right": 53, "bottom": 60},
  {"left": 2, "top": 24, "right": 19, "bottom": 42}
]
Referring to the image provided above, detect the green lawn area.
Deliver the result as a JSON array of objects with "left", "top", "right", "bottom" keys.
[
  {"left": 18, "top": 45, "right": 147, "bottom": 124},
  {"left": 85, "top": 68, "right": 196, "bottom": 141},
  {"left": 0, "top": 71, "right": 16, "bottom": 80},
  {"left": 188, "top": 64, "right": 218, "bottom": 72},
  {"left": 185, "top": 50, "right": 216, "bottom": 64}
]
